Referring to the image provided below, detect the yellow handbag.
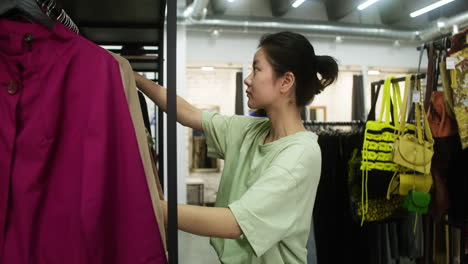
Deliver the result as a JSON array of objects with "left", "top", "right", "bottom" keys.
[
  {"left": 399, "top": 173, "right": 432, "bottom": 195},
  {"left": 386, "top": 75, "right": 434, "bottom": 200},
  {"left": 392, "top": 74, "right": 434, "bottom": 174}
]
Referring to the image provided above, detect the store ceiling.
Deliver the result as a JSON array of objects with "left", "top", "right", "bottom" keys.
[
  {"left": 183, "top": 0, "right": 468, "bottom": 42},
  {"left": 56, "top": 0, "right": 468, "bottom": 43},
  {"left": 201, "top": 0, "right": 468, "bottom": 30}
]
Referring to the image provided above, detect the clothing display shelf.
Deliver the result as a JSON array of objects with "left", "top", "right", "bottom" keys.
[{"left": 34, "top": 0, "right": 178, "bottom": 263}]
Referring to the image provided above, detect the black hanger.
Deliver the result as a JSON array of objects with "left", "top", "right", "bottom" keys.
[{"left": 0, "top": 0, "right": 54, "bottom": 30}]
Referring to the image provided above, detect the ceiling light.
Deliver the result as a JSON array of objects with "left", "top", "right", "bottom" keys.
[
  {"left": 335, "top": 36, "right": 343, "bottom": 43},
  {"left": 410, "top": 0, "right": 455, "bottom": 18},
  {"left": 99, "top": 45, "right": 123, "bottom": 50},
  {"left": 368, "top": 70, "right": 380, "bottom": 75},
  {"left": 211, "top": 29, "right": 220, "bottom": 38},
  {"left": 357, "top": 0, "right": 381, "bottom": 10},
  {"left": 201, "top": 66, "right": 215, "bottom": 71},
  {"left": 292, "top": 0, "right": 306, "bottom": 8},
  {"left": 183, "top": 6, "right": 193, "bottom": 18},
  {"left": 393, "top": 40, "right": 400, "bottom": 47},
  {"left": 227, "top": 0, "right": 235, "bottom": 2},
  {"left": 437, "top": 21, "right": 446, "bottom": 28},
  {"left": 143, "top": 46, "right": 159, "bottom": 50}
]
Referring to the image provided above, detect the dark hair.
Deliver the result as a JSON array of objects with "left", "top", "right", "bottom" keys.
[{"left": 258, "top": 31, "right": 339, "bottom": 107}]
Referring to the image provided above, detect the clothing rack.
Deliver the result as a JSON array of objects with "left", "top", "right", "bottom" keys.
[
  {"left": 417, "top": 31, "right": 468, "bottom": 263},
  {"left": 370, "top": 66, "right": 468, "bottom": 262}
]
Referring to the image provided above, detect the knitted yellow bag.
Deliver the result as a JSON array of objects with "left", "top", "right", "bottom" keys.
[{"left": 359, "top": 77, "right": 411, "bottom": 224}]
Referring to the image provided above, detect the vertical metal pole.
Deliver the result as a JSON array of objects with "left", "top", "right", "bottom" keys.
[
  {"left": 157, "top": 0, "right": 167, "bottom": 189},
  {"left": 166, "top": 0, "right": 178, "bottom": 263},
  {"left": 157, "top": 109, "right": 165, "bottom": 187}
]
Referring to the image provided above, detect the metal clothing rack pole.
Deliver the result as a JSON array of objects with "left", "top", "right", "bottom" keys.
[
  {"left": 166, "top": 0, "right": 178, "bottom": 262},
  {"left": 370, "top": 73, "right": 427, "bottom": 104},
  {"left": 157, "top": 0, "right": 167, "bottom": 191},
  {"left": 303, "top": 120, "right": 365, "bottom": 126},
  {"left": 370, "top": 72, "right": 427, "bottom": 86},
  {"left": 416, "top": 35, "right": 452, "bottom": 51}
]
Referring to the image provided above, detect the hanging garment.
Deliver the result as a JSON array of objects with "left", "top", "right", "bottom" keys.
[
  {"left": 109, "top": 51, "right": 167, "bottom": 253},
  {"left": 398, "top": 213, "right": 424, "bottom": 259},
  {"left": 448, "top": 31, "right": 468, "bottom": 149},
  {"left": 311, "top": 126, "right": 369, "bottom": 263},
  {"left": 0, "top": 19, "right": 166, "bottom": 264}
]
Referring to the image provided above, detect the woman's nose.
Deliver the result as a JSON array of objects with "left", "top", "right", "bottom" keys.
[{"left": 244, "top": 73, "right": 252, "bottom": 86}]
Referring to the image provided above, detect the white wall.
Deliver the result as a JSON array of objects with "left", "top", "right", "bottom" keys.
[
  {"left": 186, "top": 68, "right": 238, "bottom": 115},
  {"left": 162, "top": 25, "right": 188, "bottom": 204},
  {"left": 186, "top": 30, "right": 427, "bottom": 121},
  {"left": 312, "top": 71, "right": 356, "bottom": 121},
  {"left": 186, "top": 31, "right": 427, "bottom": 69}
]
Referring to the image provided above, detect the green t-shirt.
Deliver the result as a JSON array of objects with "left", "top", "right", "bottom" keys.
[{"left": 201, "top": 111, "right": 322, "bottom": 264}]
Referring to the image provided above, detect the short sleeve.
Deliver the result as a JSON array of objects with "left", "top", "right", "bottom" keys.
[
  {"left": 201, "top": 111, "right": 231, "bottom": 159},
  {"left": 228, "top": 165, "right": 302, "bottom": 257}
]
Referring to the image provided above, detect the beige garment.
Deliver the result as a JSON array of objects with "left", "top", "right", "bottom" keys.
[{"left": 108, "top": 51, "right": 167, "bottom": 252}]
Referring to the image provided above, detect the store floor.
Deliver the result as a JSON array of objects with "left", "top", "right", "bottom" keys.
[{"left": 179, "top": 231, "right": 221, "bottom": 264}]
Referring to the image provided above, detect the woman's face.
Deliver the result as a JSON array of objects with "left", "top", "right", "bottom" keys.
[{"left": 244, "top": 48, "right": 282, "bottom": 110}]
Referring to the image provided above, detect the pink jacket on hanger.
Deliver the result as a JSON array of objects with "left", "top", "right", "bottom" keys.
[{"left": 0, "top": 19, "right": 166, "bottom": 264}]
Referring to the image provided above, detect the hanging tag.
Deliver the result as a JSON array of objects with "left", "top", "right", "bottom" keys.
[
  {"left": 412, "top": 90, "right": 421, "bottom": 103},
  {"left": 446, "top": 57, "right": 456, "bottom": 70}
]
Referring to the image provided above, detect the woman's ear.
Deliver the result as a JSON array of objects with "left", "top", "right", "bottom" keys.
[{"left": 280, "top": 72, "right": 295, "bottom": 94}]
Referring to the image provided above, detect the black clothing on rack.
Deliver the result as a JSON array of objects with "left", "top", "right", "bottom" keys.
[{"left": 306, "top": 122, "right": 369, "bottom": 263}]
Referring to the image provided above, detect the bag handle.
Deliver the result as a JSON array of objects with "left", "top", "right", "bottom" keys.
[
  {"left": 397, "top": 74, "right": 433, "bottom": 143},
  {"left": 417, "top": 102, "right": 434, "bottom": 145},
  {"left": 393, "top": 78, "right": 403, "bottom": 128},
  {"left": 414, "top": 78, "right": 434, "bottom": 145},
  {"left": 379, "top": 76, "right": 401, "bottom": 124},
  {"left": 398, "top": 74, "right": 415, "bottom": 135},
  {"left": 379, "top": 77, "right": 392, "bottom": 122},
  {"left": 438, "top": 59, "right": 456, "bottom": 119}
]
